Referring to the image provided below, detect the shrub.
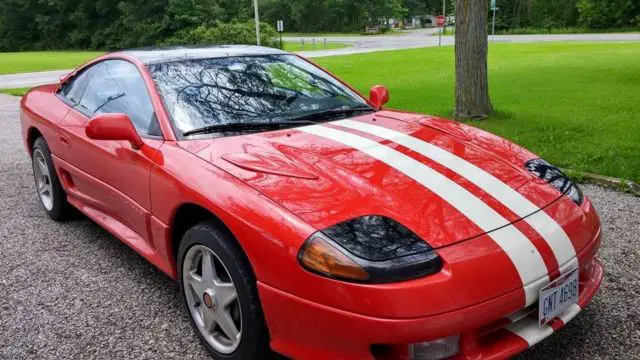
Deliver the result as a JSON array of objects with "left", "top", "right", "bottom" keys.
[{"left": 163, "top": 21, "right": 279, "bottom": 48}]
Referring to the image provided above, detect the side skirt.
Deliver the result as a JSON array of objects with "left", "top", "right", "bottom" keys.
[{"left": 66, "top": 195, "right": 176, "bottom": 278}]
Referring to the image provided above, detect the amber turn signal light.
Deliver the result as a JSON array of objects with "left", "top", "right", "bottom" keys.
[{"left": 299, "top": 237, "right": 370, "bottom": 281}]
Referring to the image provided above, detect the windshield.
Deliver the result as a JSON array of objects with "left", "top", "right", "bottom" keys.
[{"left": 149, "top": 55, "right": 369, "bottom": 137}]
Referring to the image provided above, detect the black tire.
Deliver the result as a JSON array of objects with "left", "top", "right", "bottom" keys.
[
  {"left": 177, "top": 221, "right": 270, "bottom": 360},
  {"left": 32, "top": 136, "right": 71, "bottom": 221}
]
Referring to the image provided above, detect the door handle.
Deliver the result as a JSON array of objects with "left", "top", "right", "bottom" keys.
[{"left": 60, "top": 136, "right": 69, "bottom": 145}]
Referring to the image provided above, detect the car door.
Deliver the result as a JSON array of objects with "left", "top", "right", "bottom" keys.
[{"left": 57, "top": 59, "right": 163, "bottom": 243}]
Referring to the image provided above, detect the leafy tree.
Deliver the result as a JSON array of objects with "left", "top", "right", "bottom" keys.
[
  {"left": 289, "top": 0, "right": 329, "bottom": 32},
  {"left": 0, "top": 0, "right": 638, "bottom": 51},
  {"left": 365, "top": 0, "right": 407, "bottom": 24},
  {"left": 165, "top": 0, "right": 224, "bottom": 31},
  {"left": 324, "top": 0, "right": 369, "bottom": 30},
  {"left": 403, "top": 0, "right": 445, "bottom": 16},
  {"left": 0, "top": 0, "right": 42, "bottom": 50},
  {"left": 164, "top": 21, "right": 279, "bottom": 47},
  {"left": 578, "top": 0, "right": 639, "bottom": 28}
]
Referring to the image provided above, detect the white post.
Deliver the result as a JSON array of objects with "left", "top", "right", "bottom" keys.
[
  {"left": 492, "top": 6, "right": 496, "bottom": 43},
  {"left": 442, "top": 0, "right": 447, "bottom": 34},
  {"left": 253, "top": 0, "right": 261, "bottom": 46}
]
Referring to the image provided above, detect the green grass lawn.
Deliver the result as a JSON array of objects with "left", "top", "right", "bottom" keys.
[
  {"left": 283, "top": 30, "right": 405, "bottom": 37},
  {"left": 283, "top": 32, "right": 362, "bottom": 37},
  {"left": 0, "top": 43, "right": 347, "bottom": 96},
  {"left": 315, "top": 42, "right": 640, "bottom": 182},
  {"left": 0, "top": 87, "right": 30, "bottom": 96},
  {"left": 0, "top": 51, "right": 104, "bottom": 75},
  {"left": 2, "top": 43, "right": 638, "bottom": 182},
  {"left": 0, "top": 44, "right": 347, "bottom": 76},
  {"left": 282, "top": 40, "right": 349, "bottom": 52},
  {"left": 498, "top": 27, "right": 640, "bottom": 35}
]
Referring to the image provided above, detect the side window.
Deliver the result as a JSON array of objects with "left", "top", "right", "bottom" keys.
[
  {"left": 78, "top": 60, "right": 160, "bottom": 137},
  {"left": 58, "top": 65, "right": 98, "bottom": 104}
]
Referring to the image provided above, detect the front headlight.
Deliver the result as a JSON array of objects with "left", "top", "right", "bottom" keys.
[
  {"left": 298, "top": 215, "right": 442, "bottom": 283},
  {"left": 525, "top": 158, "right": 584, "bottom": 205}
]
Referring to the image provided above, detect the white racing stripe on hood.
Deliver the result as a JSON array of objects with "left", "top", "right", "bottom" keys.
[
  {"left": 333, "top": 119, "right": 577, "bottom": 274},
  {"left": 299, "top": 124, "right": 548, "bottom": 305}
]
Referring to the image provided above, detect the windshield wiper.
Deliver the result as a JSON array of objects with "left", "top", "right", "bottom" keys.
[
  {"left": 182, "top": 120, "right": 317, "bottom": 137},
  {"left": 182, "top": 106, "right": 374, "bottom": 137},
  {"left": 93, "top": 92, "right": 125, "bottom": 113},
  {"left": 282, "top": 105, "right": 375, "bottom": 123}
]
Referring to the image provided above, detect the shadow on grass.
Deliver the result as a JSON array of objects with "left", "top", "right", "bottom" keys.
[{"left": 452, "top": 108, "right": 518, "bottom": 124}]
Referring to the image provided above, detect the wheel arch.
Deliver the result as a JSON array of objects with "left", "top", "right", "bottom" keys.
[
  {"left": 169, "top": 203, "right": 241, "bottom": 266},
  {"left": 26, "top": 127, "right": 44, "bottom": 156}
]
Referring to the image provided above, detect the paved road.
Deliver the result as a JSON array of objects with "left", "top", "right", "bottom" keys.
[
  {"left": 0, "top": 93, "right": 638, "bottom": 359},
  {"left": 285, "top": 31, "right": 640, "bottom": 56},
  {"left": 1, "top": 32, "right": 638, "bottom": 90},
  {"left": 0, "top": 69, "right": 70, "bottom": 90}
]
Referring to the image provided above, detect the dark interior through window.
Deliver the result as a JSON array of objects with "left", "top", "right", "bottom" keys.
[{"left": 61, "top": 60, "right": 161, "bottom": 137}]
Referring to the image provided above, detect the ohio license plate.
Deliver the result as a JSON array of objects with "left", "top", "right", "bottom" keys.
[{"left": 538, "top": 268, "right": 579, "bottom": 327}]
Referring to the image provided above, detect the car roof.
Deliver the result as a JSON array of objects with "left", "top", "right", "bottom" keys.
[{"left": 116, "top": 45, "right": 290, "bottom": 65}]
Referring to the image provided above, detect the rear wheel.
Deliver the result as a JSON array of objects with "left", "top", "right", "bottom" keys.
[
  {"left": 177, "top": 222, "right": 270, "bottom": 359},
  {"left": 32, "top": 137, "right": 71, "bottom": 221}
]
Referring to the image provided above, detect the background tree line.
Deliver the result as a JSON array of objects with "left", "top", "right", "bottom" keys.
[
  {"left": 0, "top": 0, "right": 638, "bottom": 51},
  {"left": 492, "top": 0, "right": 640, "bottom": 31}
]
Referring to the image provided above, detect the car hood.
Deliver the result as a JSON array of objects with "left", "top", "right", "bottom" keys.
[{"left": 178, "top": 110, "right": 564, "bottom": 248}]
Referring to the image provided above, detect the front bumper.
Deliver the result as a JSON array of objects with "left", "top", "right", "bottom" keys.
[
  {"left": 258, "top": 230, "right": 603, "bottom": 360},
  {"left": 453, "top": 256, "right": 603, "bottom": 360}
]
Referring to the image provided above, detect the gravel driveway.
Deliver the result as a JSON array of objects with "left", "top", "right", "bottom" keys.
[{"left": 0, "top": 94, "right": 638, "bottom": 359}]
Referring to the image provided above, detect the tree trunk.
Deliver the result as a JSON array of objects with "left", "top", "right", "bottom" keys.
[{"left": 454, "top": 0, "right": 492, "bottom": 119}]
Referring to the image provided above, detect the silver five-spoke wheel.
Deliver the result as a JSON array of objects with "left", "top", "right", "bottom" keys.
[
  {"left": 33, "top": 148, "right": 54, "bottom": 211},
  {"left": 183, "top": 245, "right": 242, "bottom": 354}
]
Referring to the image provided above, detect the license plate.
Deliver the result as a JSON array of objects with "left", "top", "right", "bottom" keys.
[{"left": 538, "top": 267, "right": 579, "bottom": 327}]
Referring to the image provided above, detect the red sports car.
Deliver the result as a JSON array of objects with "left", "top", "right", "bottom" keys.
[{"left": 20, "top": 46, "right": 603, "bottom": 360}]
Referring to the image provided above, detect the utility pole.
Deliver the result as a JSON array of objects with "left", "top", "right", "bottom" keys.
[
  {"left": 253, "top": 0, "right": 261, "bottom": 46},
  {"left": 491, "top": 0, "right": 497, "bottom": 43},
  {"left": 443, "top": 0, "right": 447, "bottom": 34}
]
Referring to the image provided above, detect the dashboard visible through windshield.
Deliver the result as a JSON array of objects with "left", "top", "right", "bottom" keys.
[{"left": 149, "top": 54, "right": 371, "bottom": 138}]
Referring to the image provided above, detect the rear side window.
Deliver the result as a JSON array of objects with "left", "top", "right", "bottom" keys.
[
  {"left": 58, "top": 66, "right": 98, "bottom": 105},
  {"left": 78, "top": 60, "right": 159, "bottom": 136}
]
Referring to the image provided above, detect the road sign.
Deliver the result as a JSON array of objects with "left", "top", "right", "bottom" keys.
[
  {"left": 276, "top": 20, "right": 284, "bottom": 49},
  {"left": 436, "top": 15, "right": 446, "bottom": 27},
  {"left": 491, "top": 0, "right": 497, "bottom": 10}
]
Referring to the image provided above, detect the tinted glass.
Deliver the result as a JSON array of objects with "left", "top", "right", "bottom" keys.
[
  {"left": 79, "top": 60, "right": 159, "bottom": 136},
  {"left": 59, "top": 65, "right": 98, "bottom": 104},
  {"left": 149, "top": 55, "right": 368, "bottom": 136}
]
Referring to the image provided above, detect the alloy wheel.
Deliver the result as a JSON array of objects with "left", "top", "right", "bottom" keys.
[
  {"left": 33, "top": 149, "right": 54, "bottom": 211},
  {"left": 182, "top": 244, "right": 243, "bottom": 354}
]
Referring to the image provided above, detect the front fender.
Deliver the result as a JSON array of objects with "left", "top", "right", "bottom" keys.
[{"left": 149, "top": 142, "right": 317, "bottom": 287}]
